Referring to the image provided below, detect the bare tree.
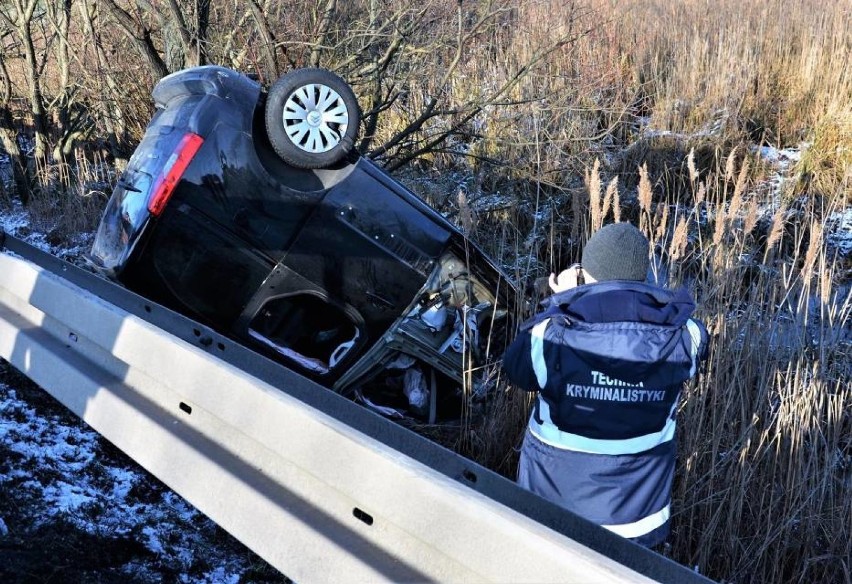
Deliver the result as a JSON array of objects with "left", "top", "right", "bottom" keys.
[
  {"left": 309, "top": 0, "right": 337, "bottom": 68},
  {"left": 99, "top": 0, "right": 169, "bottom": 82},
  {"left": 195, "top": 0, "right": 210, "bottom": 64},
  {"left": 77, "top": 0, "right": 129, "bottom": 164},
  {"left": 0, "top": 0, "right": 50, "bottom": 161},
  {"left": 155, "top": 0, "right": 210, "bottom": 67},
  {"left": 318, "top": 0, "right": 585, "bottom": 171},
  {"left": 0, "top": 0, "right": 595, "bottom": 198},
  {"left": 0, "top": 48, "right": 32, "bottom": 204},
  {"left": 164, "top": 0, "right": 192, "bottom": 68},
  {"left": 246, "top": 0, "right": 279, "bottom": 79},
  {"left": 44, "top": 0, "right": 90, "bottom": 165}
]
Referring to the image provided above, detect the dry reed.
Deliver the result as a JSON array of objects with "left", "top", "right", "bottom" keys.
[{"left": 1, "top": 0, "right": 848, "bottom": 582}]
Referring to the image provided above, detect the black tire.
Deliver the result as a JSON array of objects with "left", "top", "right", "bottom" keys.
[{"left": 264, "top": 68, "right": 360, "bottom": 169}]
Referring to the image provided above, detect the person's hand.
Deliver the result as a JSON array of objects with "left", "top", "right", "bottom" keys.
[{"left": 548, "top": 264, "right": 583, "bottom": 293}]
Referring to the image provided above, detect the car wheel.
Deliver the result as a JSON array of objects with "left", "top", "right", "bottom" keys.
[{"left": 264, "top": 68, "right": 360, "bottom": 169}]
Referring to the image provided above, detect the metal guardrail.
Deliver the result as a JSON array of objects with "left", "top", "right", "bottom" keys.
[{"left": 0, "top": 233, "right": 715, "bottom": 584}]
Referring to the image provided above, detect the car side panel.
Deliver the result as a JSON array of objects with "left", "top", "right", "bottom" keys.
[
  {"left": 121, "top": 203, "right": 273, "bottom": 327},
  {"left": 268, "top": 165, "right": 452, "bottom": 352},
  {"left": 175, "top": 123, "right": 326, "bottom": 263}
]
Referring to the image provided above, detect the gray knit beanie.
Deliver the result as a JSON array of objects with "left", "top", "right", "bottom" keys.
[{"left": 581, "top": 222, "right": 650, "bottom": 282}]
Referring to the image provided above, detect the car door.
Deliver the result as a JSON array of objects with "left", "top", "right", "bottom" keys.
[{"left": 238, "top": 159, "right": 452, "bottom": 380}]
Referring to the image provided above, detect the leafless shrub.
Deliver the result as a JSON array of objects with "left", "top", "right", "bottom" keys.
[{"left": 0, "top": 1, "right": 847, "bottom": 582}]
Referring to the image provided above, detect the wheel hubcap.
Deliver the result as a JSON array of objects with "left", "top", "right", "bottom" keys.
[{"left": 282, "top": 83, "right": 349, "bottom": 154}]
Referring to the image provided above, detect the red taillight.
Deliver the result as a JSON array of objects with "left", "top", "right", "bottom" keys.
[{"left": 147, "top": 132, "right": 204, "bottom": 216}]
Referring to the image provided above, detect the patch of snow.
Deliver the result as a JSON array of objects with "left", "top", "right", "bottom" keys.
[
  {"left": 143, "top": 525, "right": 166, "bottom": 555},
  {"left": 108, "top": 466, "right": 138, "bottom": 499},
  {"left": 751, "top": 144, "right": 807, "bottom": 203},
  {"left": 825, "top": 207, "right": 852, "bottom": 257},
  {"left": 163, "top": 490, "right": 201, "bottom": 522},
  {"left": 755, "top": 144, "right": 804, "bottom": 167},
  {"left": 0, "top": 380, "right": 274, "bottom": 581},
  {"left": 469, "top": 192, "right": 514, "bottom": 213},
  {"left": 0, "top": 200, "right": 94, "bottom": 262},
  {"left": 198, "top": 567, "right": 242, "bottom": 584},
  {"left": 42, "top": 480, "right": 96, "bottom": 511},
  {"left": 0, "top": 201, "right": 49, "bottom": 250}
]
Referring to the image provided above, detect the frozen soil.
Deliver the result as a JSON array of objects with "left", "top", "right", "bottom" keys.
[{"left": 0, "top": 363, "right": 289, "bottom": 583}]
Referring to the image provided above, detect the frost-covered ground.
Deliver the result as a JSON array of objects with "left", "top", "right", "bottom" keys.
[{"left": 0, "top": 210, "right": 288, "bottom": 583}]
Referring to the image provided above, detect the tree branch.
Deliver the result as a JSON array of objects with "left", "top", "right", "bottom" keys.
[{"left": 309, "top": 0, "right": 337, "bottom": 67}]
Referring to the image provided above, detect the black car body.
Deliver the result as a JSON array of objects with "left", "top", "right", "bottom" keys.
[{"left": 89, "top": 66, "right": 515, "bottom": 420}]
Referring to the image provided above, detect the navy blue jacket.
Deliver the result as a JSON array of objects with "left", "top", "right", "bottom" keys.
[{"left": 503, "top": 280, "right": 707, "bottom": 546}]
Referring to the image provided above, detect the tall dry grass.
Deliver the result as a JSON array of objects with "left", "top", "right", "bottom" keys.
[
  {"left": 639, "top": 154, "right": 849, "bottom": 583},
  {"left": 444, "top": 5, "right": 851, "bottom": 579},
  {"left": 1, "top": 0, "right": 849, "bottom": 582},
  {"left": 456, "top": 140, "right": 850, "bottom": 582},
  {"left": 442, "top": 0, "right": 852, "bottom": 193}
]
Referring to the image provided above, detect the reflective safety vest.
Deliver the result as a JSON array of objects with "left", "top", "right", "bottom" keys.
[{"left": 503, "top": 280, "right": 708, "bottom": 546}]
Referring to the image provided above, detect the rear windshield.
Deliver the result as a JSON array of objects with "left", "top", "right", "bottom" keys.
[
  {"left": 89, "top": 169, "right": 153, "bottom": 271},
  {"left": 89, "top": 96, "right": 205, "bottom": 273}
]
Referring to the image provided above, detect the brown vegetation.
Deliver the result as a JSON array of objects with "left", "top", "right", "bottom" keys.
[{"left": 0, "top": 1, "right": 849, "bottom": 583}]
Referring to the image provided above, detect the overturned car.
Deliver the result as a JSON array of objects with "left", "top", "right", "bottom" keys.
[{"left": 88, "top": 66, "right": 516, "bottom": 422}]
